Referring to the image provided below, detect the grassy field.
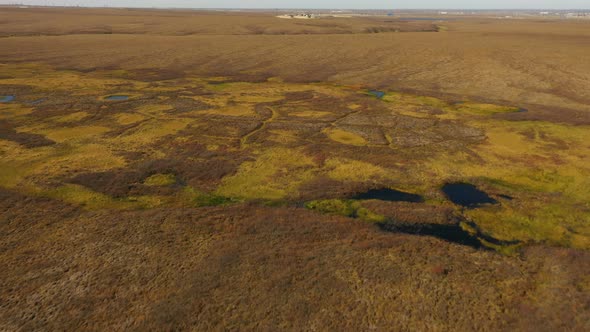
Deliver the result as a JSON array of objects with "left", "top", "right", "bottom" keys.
[{"left": 1, "top": 7, "right": 590, "bottom": 331}]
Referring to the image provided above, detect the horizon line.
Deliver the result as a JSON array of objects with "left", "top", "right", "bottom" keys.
[{"left": 1, "top": 4, "right": 590, "bottom": 11}]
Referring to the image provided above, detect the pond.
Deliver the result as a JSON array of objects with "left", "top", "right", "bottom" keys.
[
  {"left": 0, "top": 95, "right": 15, "bottom": 103},
  {"left": 442, "top": 183, "right": 498, "bottom": 208},
  {"left": 368, "top": 90, "right": 385, "bottom": 99},
  {"left": 105, "top": 95, "right": 129, "bottom": 101},
  {"left": 353, "top": 188, "right": 424, "bottom": 203},
  {"left": 378, "top": 222, "right": 483, "bottom": 248},
  {"left": 378, "top": 220, "right": 520, "bottom": 249}
]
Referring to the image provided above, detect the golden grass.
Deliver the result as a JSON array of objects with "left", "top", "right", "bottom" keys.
[
  {"left": 305, "top": 199, "right": 386, "bottom": 222},
  {"left": 454, "top": 102, "right": 520, "bottom": 115},
  {"left": 24, "top": 125, "right": 109, "bottom": 143},
  {"left": 144, "top": 173, "right": 176, "bottom": 186},
  {"left": 0, "top": 64, "right": 146, "bottom": 93},
  {"left": 51, "top": 112, "right": 89, "bottom": 123},
  {"left": 324, "top": 158, "right": 388, "bottom": 182},
  {"left": 268, "top": 129, "right": 298, "bottom": 144},
  {"left": 1, "top": 62, "right": 588, "bottom": 249},
  {"left": 421, "top": 119, "right": 590, "bottom": 248},
  {"left": 323, "top": 128, "right": 367, "bottom": 146},
  {"left": 134, "top": 104, "right": 174, "bottom": 115},
  {"left": 216, "top": 147, "right": 316, "bottom": 200},
  {"left": 0, "top": 104, "right": 33, "bottom": 120},
  {"left": 199, "top": 105, "right": 256, "bottom": 117},
  {"left": 116, "top": 119, "right": 192, "bottom": 146},
  {"left": 41, "top": 184, "right": 135, "bottom": 210},
  {"left": 0, "top": 138, "right": 125, "bottom": 191},
  {"left": 40, "top": 184, "right": 168, "bottom": 210},
  {"left": 291, "top": 110, "right": 333, "bottom": 118},
  {"left": 113, "top": 112, "right": 147, "bottom": 125}
]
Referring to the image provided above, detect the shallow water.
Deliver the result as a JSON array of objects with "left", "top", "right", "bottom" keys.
[
  {"left": 105, "top": 95, "right": 129, "bottom": 101},
  {"left": 353, "top": 188, "right": 424, "bottom": 203},
  {"left": 442, "top": 183, "right": 498, "bottom": 208},
  {"left": 0, "top": 95, "right": 15, "bottom": 103},
  {"left": 378, "top": 222, "right": 483, "bottom": 248},
  {"left": 378, "top": 220, "right": 519, "bottom": 249},
  {"left": 368, "top": 90, "right": 385, "bottom": 99}
]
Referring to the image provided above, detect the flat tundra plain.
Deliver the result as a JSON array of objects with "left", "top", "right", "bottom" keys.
[{"left": 0, "top": 7, "right": 589, "bottom": 331}]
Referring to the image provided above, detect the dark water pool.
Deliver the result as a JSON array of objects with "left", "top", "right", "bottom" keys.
[
  {"left": 442, "top": 183, "right": 498, "bottom": 208},
  {"left": 105, "top": 95, "right": 129, "bottom": 101},
  {"left": 368, "top": 90, "right": 385, "bottom": 99},
  {"left": 353, "top": 188, "right": 424, "bottom": 203},
  {"left": 0, "top": 95, "right": 15, "bottom": 103},
  {"left": 378, "top": 221, "right": 520, "bottom": 249},
  {"left": 378, "top": 222, "right": 483, "bottom": 248}
]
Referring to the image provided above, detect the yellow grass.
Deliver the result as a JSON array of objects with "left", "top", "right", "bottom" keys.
[
  {"left": 323, "top": 128, "right": 367, "bottom": 146},
  {"left": 113, "top": 113, "right": 147, "bottom": 125},
  {"left": 291, "top": 110, "right": 333, "bottom": 118},
  {"left": 144, "top": 173, "right": 176, "bottom": 186},
  {"left": 324, "top": 158, "right": 388, "bottom": 182},
  {"left": 216, "top": 147, "right": 315, "bottom": 200}
]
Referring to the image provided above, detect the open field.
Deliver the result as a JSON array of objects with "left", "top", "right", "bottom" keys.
[{"left": 1, "top": 7, "right": 590, "bottom": 330}]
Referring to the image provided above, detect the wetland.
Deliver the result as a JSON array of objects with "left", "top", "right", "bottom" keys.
[{"left": 0, "top": 7, "right": 589, "bottom": 331}]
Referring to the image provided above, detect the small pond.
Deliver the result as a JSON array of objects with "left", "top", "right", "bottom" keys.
[
  {"left": 442, "top": 183, "right": 498, "bottom": 208},
  {"left": 378, "top": 222, "right": 483, "bottom": 248},
  {"left": 353, "top": 188, "right": 424, "bottom": 203},
  {"left": 105, "top": 95, "right": 129, "bottom": 101},
  {"left": 368, "top": 90, "right": 385, "bottom": 99},
  {"left": 378, "top": 220, "right": 520, "bottom": 249},
  {"left": 0, "top": 95, "right": 15, "bottom": 103}
]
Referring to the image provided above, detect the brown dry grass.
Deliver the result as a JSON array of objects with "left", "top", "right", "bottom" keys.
[
  {"left": 0, "top": 7, "right": 436, "bottom": 37},
  {"left": 1, "top": 7, "right": 590, "bottom": 330},
  {"left": 1, "top": 8, "right": 589, "bottom": 120},
  {"left": 1, "top": 189, "right": 589, "bottom": 330}
]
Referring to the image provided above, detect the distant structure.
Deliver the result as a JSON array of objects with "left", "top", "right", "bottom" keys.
[{"left": 276, "top": 12, "right": 317, "bottom": 20}]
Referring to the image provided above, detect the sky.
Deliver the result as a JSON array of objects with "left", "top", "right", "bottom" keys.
[{"left": 2, "top": 0, "right": 590, "bottom": 9}]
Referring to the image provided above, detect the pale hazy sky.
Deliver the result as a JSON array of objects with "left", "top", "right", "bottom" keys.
[{"left": 3, "top": 0, "right": 590, "bottom": 9}]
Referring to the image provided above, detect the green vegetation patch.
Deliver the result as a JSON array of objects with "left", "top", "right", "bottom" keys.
[
  {"left": 182, "top": 187, "right": 235, "bottom": 207},
  {"left": 216, "top": 147, "right": 316, "bottom": 200},
  {"left": 323, "top": 128, "right": 367, "bottom": 146},
  {"left": 41, "top": 184, "right": 135, "bottom": 210},
  {"left": 1, "top": 62, "right": 588, "bottom": 250},
  {"left": 305, "top": 199, "right": 386, "bottom": 222},
  {"left": 454, "top": 102, "right": 520, "bottom": 115},
  {"left": 144, "top": 173, "right": 177, "bottom": 186}
]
